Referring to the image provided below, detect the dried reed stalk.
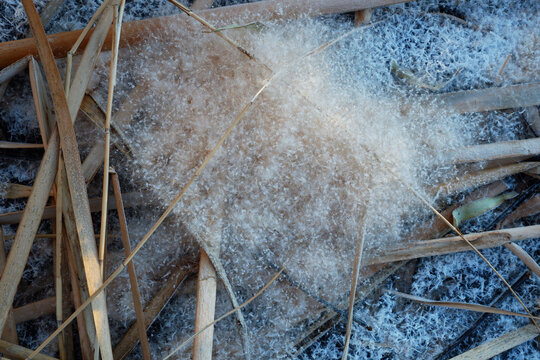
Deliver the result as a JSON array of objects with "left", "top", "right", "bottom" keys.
[
  {"left": 0, "top": 131, "right": 58, "bottom": 332},
  {"left": 29, "top": 57, "right": 53, "bottom": 146},
  {"left": 434, "top": 82, "right": 540, "bottom": 113},
  {"left": 100, "top": 0, "right": 125, "bottom": 275},
  {"left": 0, "top": 55, "right": 30, "bottom": 83},
  {"left": 450, "top": 324, "right": 539, "bottom": 360},
  {"left": 503, "top": 242, "right": 540, "bottom": 278},
  {"left": 111, "top": 171, "right": 151, "bottom": 360},
  {"left": 13, "top": 297, "right": 56, "bottom": 324},
  {"left": 0, "top": 141, "right": 43, "bottom": 149},
  {"left": 366, "top": 224, "right": 540, "bottom": 265},
  {"left": 55, "top": 154, "right": 66, "bottom": 360},
  {"left": 64, "top": 0, "right": 113, "bottom": 95},
  {"left": 444, "top": 138, "right": 540, "bottom": 164},
  {"left": 0, "top": 0, "right": 411, "bottom": 67},
  {"left": 0, "top": 228, "right": 18, "bottom": 344},
  {"left": 433, "top": 162, "right": 540, "bottom": 196},
  {"left": 192, "top": 249, "right": 218, "bottom": 360},
  {"left": 22, "top": 1, "right": 113, "bottom": 356},
  {"left": 0, "top": 191, "right": 145, "bottom": 225},
  {"left": 0, "top": 339, "right": 58, "bottom": 360}
]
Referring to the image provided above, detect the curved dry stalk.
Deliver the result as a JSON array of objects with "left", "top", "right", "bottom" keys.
[
  {"left": 503, "top": 242, "right": 540, "bottom": 278},
  {"left": 390, "top": 290, "right": 540, "bottom": 320}
]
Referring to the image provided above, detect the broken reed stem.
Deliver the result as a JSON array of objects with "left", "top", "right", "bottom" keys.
[
  {"left": 55, "top": 153, "right": 66, "bottom": 360},
  {"left": 192, "top": 249, "right": 218, "bottom": 360},
  {"left": 110, "top": 170, "right": 152, "bottom": 360},
  {"left": 342, "top": 207, "right": 369, "bottom": 360},
  {"left": 64, "top": 0, "right": 112, "bottom": 96},
  {"left": 164, "top": 263, "right": 288, "bottom": 359},
  {"left": 100, "top": 0, "right": 125, "bottom": 277}
]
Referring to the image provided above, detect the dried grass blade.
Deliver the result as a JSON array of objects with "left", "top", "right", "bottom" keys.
[
  {"left": 450, "top": 324, "right": 539, "bottom": 360},
  {"left": 391, "top": 290, "right": 540, "bottom": 320},
  {"left": 54, "top": 153, "right": 66, "bottom": 360}
]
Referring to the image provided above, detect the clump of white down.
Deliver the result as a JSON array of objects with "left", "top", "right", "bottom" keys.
[{"left": 85, "top": 0, "right": 537, "bottom": 358}]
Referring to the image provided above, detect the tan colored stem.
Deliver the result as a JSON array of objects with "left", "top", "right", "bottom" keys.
[
  {"left": 0, "top": 228, "right": 18, "bottom": 344},
  {"left": 444, "top": 138, "right": 540, "bottom": 164},
  {"left": 0, "top": 191, "right": 145, "bottom": 225},
  {"left": 435, "top": 82, "right": 540, "bottom": 114},
  {"left": 0, "top": 339, "right": 58, "bottom": 360},
  {"left": 193, "top": 250, "right": 218, "bottom": 360},
  {"left": 503, "top": 242, "right": 540, "bottom": 278},
  {"left": 13, "top": 297, "right": 56, "bottom": 324},
  {"left": 365, "top": 224, "right": 540, "bottom": 265},
  {"left": 111, "top": 171, "right": 152, "bottom": 360},
  {"left": 0, "top": 141, "right": 44, "bottom": 149},
  {"left": 100, "top": 2, "right": 124, "bottom": 273},
  {"left": 0, "top": 131, "right": 58, "bottom": 333},
  {"left": 342, "top": 209, "right": 368, "bottom": 360},
  {"left": 450, "top": 324, "right": 539, "bottom": 360},
  {"left": 0, "top": 0, "right": 411, "bottom": 68}
]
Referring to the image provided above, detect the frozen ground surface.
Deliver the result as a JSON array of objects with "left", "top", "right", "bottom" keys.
[{"left": 0, "top": 0, "right": 538, "bottom": 359}]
